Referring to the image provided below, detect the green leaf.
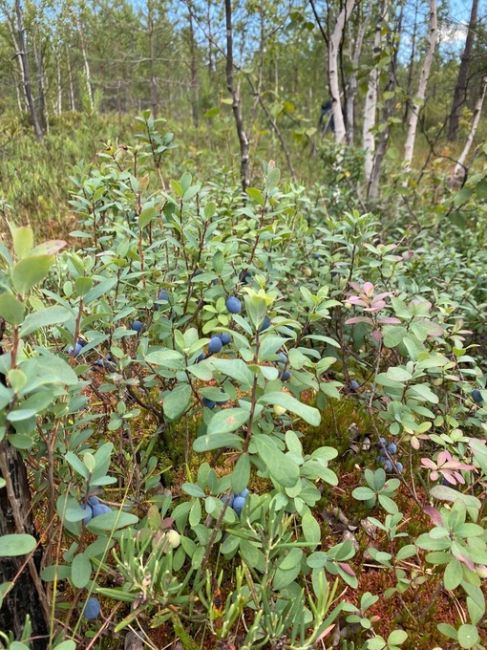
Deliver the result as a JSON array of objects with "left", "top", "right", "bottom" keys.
[
  {"left": 231, "top": 453, "right": 250, "bottom": 494},
  {"left": 193, "top": 433, "right": 243, "bottom": 452},
  {"left": 430, "top": 485, "right": 481, "bottom": 511},
  {"left": 12, "top": 255, "right": 54, "bottom": 294},
  {"left": 0, "top": 292, "right": 25, "bottom": 325},
  {"left": 352, "top": 487, "right": 375, "bottom": 501},
  {"left": 163, "top": 384, "right": 192, "bottom": 421},
  {"left": 11, "top": 225, "right": 33, "bottom": 259},
  {"left": 444, "top": 559, "right": 463, "bottom": 591},
  {"left": 53, "top": 641, "right": 76, "bottom": 650},
  {"left": 65, "top": 452, "right": 90, "bottom": 479},
  {"left": 86, "top": 511, "right": 138, "bottom": 532},
  {"left": 258, "top": 392, "right": 320, "bottom": 426},
  {"left": 253, "top": 434, "right": 299, "bottom": 487},
  {"left": 84, "top": 277, "right": 117, "bottom": 304},
  {"left": 0, "top": 534, "right": 36, "bottom": 557},
  {"left": 387, "top": 630, "right": 408, "bottom": 645},
  {"left": 207, "top": 408, "right": 249, "bottom": 435},
  {"left": 407, "top": 383, "right": 438, "bottom": 404},
  {"left": 71, "top": 553, "right": 91, "bottom": 588},
  {"left": 20, "top": 306, "right": 72, "bottom": 337},
  {"left": 457, "top": 624, "right": 479, "bottom": 649},
  {"left": 211, "top": 358, "right": 253, "bottom": 387},
  {"left": 302, "top": 510, "right": 321, "bottom": 545}
]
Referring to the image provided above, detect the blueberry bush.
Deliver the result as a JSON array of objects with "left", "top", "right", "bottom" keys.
[{"left": 0, "top": 114, "right": 486, "bottom": 649}]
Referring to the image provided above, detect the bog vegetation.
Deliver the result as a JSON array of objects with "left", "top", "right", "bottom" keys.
[{"left": 0, "top": 1, "right": 486, "bottom": 650}]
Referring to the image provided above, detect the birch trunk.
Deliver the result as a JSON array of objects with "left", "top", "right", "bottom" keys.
[
  {"left": 65, "top": 45, "right": 76, "bottom": 111},
  {"left": 77, "top": 14, "right": 94, "bottom": 112},
  {"left": 14, "top": 0, "right": 44, "bottom": 140},
  {"left": 451, "top": 75, "right": 487, "bottom": 185},
  {"left": 403, "top": 0, "right": 437, "bottom": 170},
  {"left": 33, "top": 38, "right": 48, "bottom": 133},
  {"left": 345, "top": 15, "right": 367, "bottom": 145},
  {"left": 224, "top": 0, "right": 250, "bottom": 192},
  {"left": 56, "top": 51, "right": 62, "bottom": 115},
  {"left": 147, "top": 0, "right": 158, "bottom": 117},
  {"left": 328, "top": 0, "right": 356, "bottom": 144},
  {"left": 363, "top": 1, "right": 387, "bottom": 183},
  {"left": 188, "top": 6, "right": 199, "bottom": 127},
  {"left": 368, "top": 1, "right": 404, "bottom": 201},
  {"left": 448, "top": 0, "right": 478, "bottom": 140}
]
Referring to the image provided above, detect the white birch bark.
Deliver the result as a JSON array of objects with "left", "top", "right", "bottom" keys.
[
  {"left": 451, "top": 75, "right": 487, "bottom": 184},
  {"left": 403, "top": 0, "right": 437, "bottom": 170},
  {"left": 328, "top": 0, "right": 356, "bottom": 144},
  {"left": 346, "top": 16, "right": 367, "bottom": 145},
  {"left": 363, "top": 1, "right": 387, "bottom": 182},
  {"left": 77, "top": 14, "right": 94, "bottom": 112}
]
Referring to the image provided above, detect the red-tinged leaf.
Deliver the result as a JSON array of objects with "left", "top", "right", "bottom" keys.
[
  {"left": 316, "top": 624, "right": 335, "bottom": 642},
  {"left": 339, "top": 562, "right": 356, "bottom": 577},
  {"left": 424, "top": 505, "right": 443, "bottom": 526},
  {"left": 31, "top": 240, "right": 67, "bottom": 256},
  {"left": 345, "top": 317, "right": 373, "bottom": 325}
]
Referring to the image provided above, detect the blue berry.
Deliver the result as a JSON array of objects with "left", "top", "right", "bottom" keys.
[
  {"left": 280, "top": 370, "right": 291, "bottom": 382},
  {"left": 387, "top": 443, "right": 397, "bottom": 455},
  {"left": 259, "top": 316, "right": 271, "bottom": 332},
  {"left": 83, "top": 597, "right": 101, "bottom": 621},
  {"left": 277, "top": 352, "right": 287, "bottom": 365},
  {"left": 226, "top": 296, "right": 242, "bottom": 314},
  {"left": 208, "top": 336, "right": 223, "bottom": 354},
  {"left": 349, "top": 379, "right": 360, "bottom": 392},
  {"left": 472, "top": 389, "right": 483, "bottom": 404},
  {"left": 91, "top": 503, "right": 112, "bottom": 518},
  {"left": 238, "top": 488, "right": 249, "bottom": 498},
  {"left": 395, "top": 462, "right": 404, "bottom": 473},
  {"left": 87, "top": 496, "right": 100, "bottom": 507},
  {"left": 81, "top": 504, "right": 93, "bottom": 525},
  {"left": 219, "top": 332, "right": 232, "bottom": 345},
  {"left": 378, "top": 437, "right": 387, "bottom": 448},
  {"left": 67, "top": 342, "right": 83, "bottom": 357},
  {"left": 202, "top": 398, "right": 216, "bottom": 409},
  {"left": 131, "top": 320, "right": 143, "bottom": 333},
  {"left": 158, "top": 289, "right": 169, "bottom": 302},
  {"left": 195, "top": 352, "right": 206, "bottom": 363},
  {"left": 232, "top": 495, "right": 246, "bottom": 516},
  {"left": 377, "top": 455, "right": 387, "bottom": 465},
  {"left": 383, "top": 460, "right": 393, "bottom": 472},
  {"left": 221, "top": 494, "right": 233, "bottom": 507}
]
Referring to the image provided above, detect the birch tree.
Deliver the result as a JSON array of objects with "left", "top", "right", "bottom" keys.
[
  {"left": 224, "top": 0, "right": 250, "bottom": 191},
  {"left": 328, "top": 0, "right": 356, "bottom": 144},
  {"left": 447, "top": 0, "right": 479, "bottom": 141},
  {"left": 362, "top": 0, "right": 387, "bottom": 183},
  {"left": 403, "top": 0, "right": 437, "bottom": 170},
  {"left": 451, "top": 75, "right": 487, "bottom": 185}
]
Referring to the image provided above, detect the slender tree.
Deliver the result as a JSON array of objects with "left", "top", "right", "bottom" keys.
[
  {"left": 451, "top": 74, "right": 487, "bottom": 184},
  {"left": 403, "top": 0, "right": 437, "bottom": 170},
  {"left": 224, "top": 0, "right": 250, "bottom": 191},
  {"left": 447, "top": 0, "right": 479, "bottom": 140}
]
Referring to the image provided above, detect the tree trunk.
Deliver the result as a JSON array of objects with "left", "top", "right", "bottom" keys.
[
  {"left": 363, "top": 1, "right": 387, "bottom": 183},
  {"left": 77, "top": 14, "right": 94, "bottom": 112},
  {"left": 447, "top": 0, "right": 479, "bottom": 141},
  {"left": 33, "top": 38, "right": 48, "bottom": 133},
  {"left": 56, "top": 51, "right": 62, "bottom": 116},
  {"left": 345, "top": 13, "right": 367, "bottom": 145},
  {"left": 14, "top": 0, "right": 44, "bottom": 141},
  {"left": 368, "top": 1, "right": 404, "bottom": 201},
  {"left": 403, "top": 0, "right": 419, "bottom": 123},
  {"left": 403, "top": 0, "right": 437, "bottom": 171},
  {"left": 147, "top": 0, "right": 158, "bottom": 117},
  {"left": 328, "top": 0, "right": 356, "bottom": 144},
  {"left": 451, "top": 75, "right": 487, "bottom": 185},
  {"left": 224, "top": 0, "right": 250, "bottom": 192},
  {"left": 65, "top": 45, "right": 76, "bottom": 111},
  {"left": 188, "top": 5, "right": 199, "bottom": 128}
]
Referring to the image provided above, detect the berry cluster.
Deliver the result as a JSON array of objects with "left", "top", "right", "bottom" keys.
[{"left": 377, "top": 437, "right": 403, "bottom": 473}]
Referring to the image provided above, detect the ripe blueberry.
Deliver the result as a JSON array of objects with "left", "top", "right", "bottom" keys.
[
  {"left": 472, "top": 389, "right": 483, "bottom": 404},
  {"left": 83, "top": 597, "right": 101, "bottom": 621},
  {"left": 131, "top": 320, "right": 143, "bottom": 333},
  {"left": 208, "top": 336, "right": 223, "bottom": 354},
  {"left": 226, "top": 296, "right": 242, "bottom": 314}
]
